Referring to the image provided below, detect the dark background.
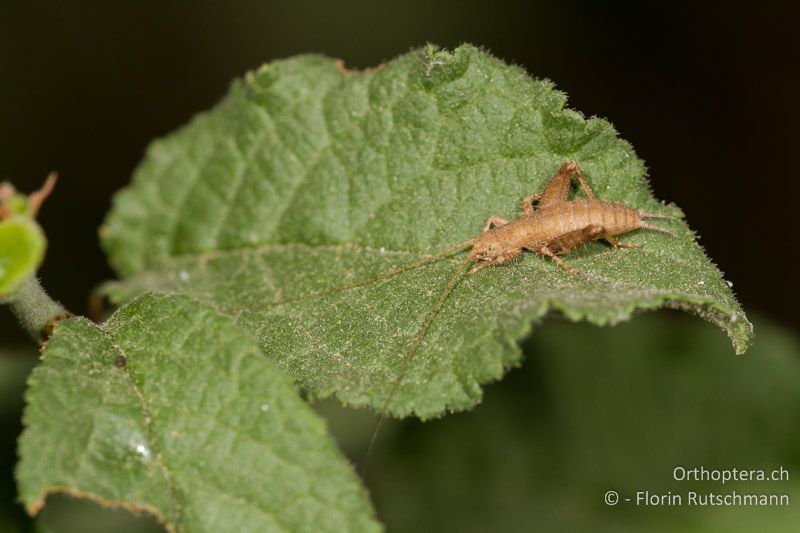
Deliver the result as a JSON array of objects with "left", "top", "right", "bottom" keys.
[
  {"left": 2, "top": 1, "right": 799, "bottom": 531},
  {"left": 1, "top": 1, "right": 799, "bottom": 335}
]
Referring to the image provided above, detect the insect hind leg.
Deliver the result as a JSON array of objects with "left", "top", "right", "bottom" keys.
[
  {"left": 534, "top": 161, "right": 597, "bottom": 211},
  {"left": 543, "top": 224, "right": 605, "bottom": 255},
  {"left": 570, "top": 161, "right": 597, "bottom": 200}
]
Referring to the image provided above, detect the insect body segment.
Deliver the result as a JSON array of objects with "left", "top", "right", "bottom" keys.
[{"left": 467, "top": 161, "right": 674, "bottom": 274}]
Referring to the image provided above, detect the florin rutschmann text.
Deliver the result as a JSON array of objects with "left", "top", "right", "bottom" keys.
[{"left": 604, "top": 466, "right": 791, "bottom": 508}]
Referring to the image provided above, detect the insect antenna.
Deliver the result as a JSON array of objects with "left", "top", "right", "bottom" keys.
[
  {"left": 247, "top": 239, "right": 475, "bottom": 311},
  {"left": 361, "top": 255, "right": 473, "bottom": 473}
]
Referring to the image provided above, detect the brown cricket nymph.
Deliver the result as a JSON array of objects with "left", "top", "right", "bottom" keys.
[
  {"left": 359, "top": 161, "right": 677, "bottom": 468},
  {"left": 465, "top": 161, "right": 674, "bottom": 274}
]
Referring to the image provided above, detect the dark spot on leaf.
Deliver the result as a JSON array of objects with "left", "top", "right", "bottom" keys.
[{"left": 115, "top": 355, "right": 127, "bottom": 368}]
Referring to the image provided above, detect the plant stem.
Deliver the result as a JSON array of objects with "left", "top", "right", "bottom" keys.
[{"left": 6, "top": 276, "right": 69, "bottom": 342}]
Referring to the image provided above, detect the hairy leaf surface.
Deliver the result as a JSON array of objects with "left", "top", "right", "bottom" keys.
[
  {"left": 100, "top": 45, "right": 750, "bottom": 419},
  {"left": 17, "top": 294, "right": 380, "bottom": 533}
]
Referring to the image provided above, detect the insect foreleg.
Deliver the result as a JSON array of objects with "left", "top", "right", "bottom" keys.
[{"left": 467, "top": 249, "right": 521, "bottom": 275}]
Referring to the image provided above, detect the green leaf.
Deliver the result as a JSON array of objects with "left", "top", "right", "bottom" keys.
[
  {"left": 99, "top": 44, "right": 750, "bottom": 419},
  {"left": 16, "top": 293, "right": 380, "bottom": 533},
  {"left": 0, "top": 219, "right": 46, "bottom": 298},
  {"left": 359, "top": 314, "right": 800, "bottom": 532}
]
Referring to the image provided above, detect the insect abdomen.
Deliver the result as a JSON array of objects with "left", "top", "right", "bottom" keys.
[{"left": 560, "top": 199, "right": 641, "bottom": 236}]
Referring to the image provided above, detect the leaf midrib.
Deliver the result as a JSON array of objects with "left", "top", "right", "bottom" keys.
[{"left": 109, "top": 237, "right": 741, "bottom": 316}]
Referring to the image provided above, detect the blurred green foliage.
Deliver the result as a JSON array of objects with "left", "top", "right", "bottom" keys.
[
  {"left": 326, "top": 313, "right": 800, "bottom": 532},
  {"left": 0, "top": 347, "right": 36, "bottom": 533},
  {"left": 2, "top": 312, "right": 798, "bottom": 531}
]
